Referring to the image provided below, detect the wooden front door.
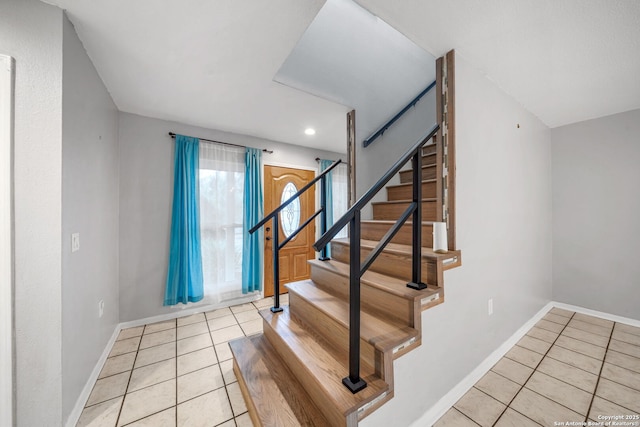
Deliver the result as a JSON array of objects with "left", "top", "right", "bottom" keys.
[{"left": 263, "top": 165, "right": 316, "bottom": 297}]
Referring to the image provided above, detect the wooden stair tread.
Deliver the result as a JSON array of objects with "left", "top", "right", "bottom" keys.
[
  {"left": 229, "top": 335, "right": 330, "bottom": 426},
  {"left": 372, "top": 198, "right": 436, "bottom": 206},
  {"left": 309, "top": 258, "right": 440, "bottom": 302},
  {"left": 386, "top": 178, "right": 436, "bottom": 190},
  {"left": 261, "top": 307, "right": 389, "bottom": 416},
  {"left": 286, "top": 280, "right": 419, "bottom": 353},
  {"left": 333, "top": 237, "right": 460, "bottom": 262}
]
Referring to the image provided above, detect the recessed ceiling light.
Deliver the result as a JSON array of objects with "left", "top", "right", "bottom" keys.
[{"left": 304, "top": 128, "right": 316, "bottom": 136}]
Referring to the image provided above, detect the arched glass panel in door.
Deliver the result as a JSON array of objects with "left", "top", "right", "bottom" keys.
[{"left": 280, "top": 182, "right": 300, "bottom": 238}]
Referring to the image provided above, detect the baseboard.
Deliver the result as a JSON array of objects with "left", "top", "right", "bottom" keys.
[
  {"left": 410, "top": 301, "right": 640, "bottom": 427},
  {"left": 409, "top": 301, "right": 555, "bottom": 427},
  {"left": 64, "top": 325, "right": 121, "bottom": 427}
]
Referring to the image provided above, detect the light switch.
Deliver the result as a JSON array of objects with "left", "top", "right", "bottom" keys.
[{"left": 71, "top": 233, "right": 80, "bottom": 252}]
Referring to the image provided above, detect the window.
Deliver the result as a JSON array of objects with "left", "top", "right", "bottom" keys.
[{"left": 280, "top": 182, "right": 300, "bottom": 238}]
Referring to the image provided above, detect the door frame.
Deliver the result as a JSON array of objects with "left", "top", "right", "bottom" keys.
[{"left": 1, "top": 53, "right": 15, "bottom": 427}]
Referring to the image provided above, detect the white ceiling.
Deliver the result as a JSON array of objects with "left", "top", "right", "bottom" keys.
[{"left": 46, "top": 0, "right": 640, "bottom": 152}]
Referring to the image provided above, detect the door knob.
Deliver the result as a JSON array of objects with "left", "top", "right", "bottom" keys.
[{"left": 266, "top": 237, "right": 271, "bottom": 241}]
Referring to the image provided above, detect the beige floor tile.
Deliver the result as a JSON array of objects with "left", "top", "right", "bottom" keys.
[
  {"left": 235, "top": 412, "right": 255, "bottom": 427},
  {"left": 176, "top": 333, "right": 212, "bottom": 356},
  {"left": 215, "top": 343, "right": 234, "bottom": 362},
  {"left": 596, "top": 378, "right": 640, "bottom": 413},
  {"left": 549, "top": 307, "right": 574, "bottom": 318},
  {"left": 109, "top": 337, "right": 141, "bottom": 357},
  {"left": 240, "top": 318, "right": 263, "bottom": 336},
  {"left": 510, "top": 387, "right": 584, "bottom": 426},
  {"left": 217, "top": 420, "right": 236, "bottom": 427},
  {"left": 454, "top": 387, "right": 505, "bottom": 427},
  {"left": 134, "top": 342, "right": 175, "bottom": 369},
  {"left": 139, "top": 329, "right": 176, "bottom": 350},
  {"left": 505, "top": 346, "right": 544, "bottom": 369},
  {"left": 491, "top": 357, "right": 534, "bottom": 385},
  {"left": 474, "top": 371, "right": 520, "bottom": 405},
  {"left": 543, "top": 312, "right": 570, "bottom": 325},
  {"left": 537, "top": 356, "right": 598, "bottom": 393},
  {"left": 117, "top": 326, "right": 144, "bottom": 341},
  {"left": 211, "top": 324, "right": 244, "bottom": 345},
  {"left": 546, "top": 345, "right": 603, "bottom": 374},
  {"left": 230, "top": 303, "right": 255, "bottom": 314},
  {"left": 589, "top": 396, "right": 640, "bottom": 422},
  {"left": 144, "top": 320, "right": 176, "bottom": 335},
  {"left": 568, "top": 319, "right": 612, "bottom": 338},
  {"left": 573, "top": 313, "right": 614, "bottom": 328},
  {"left": 253, "top": 297, "right": 274, "bottom": 309},
  {"left": 434, "top": 408, "right": 480, "bottom": 426},
  {"left": 125, "top": 407, "right": 176, "bottom": 427},
  {"left": 601, "top": 362, "right": 640, "bottom": 392},
  {"left": 555, "top": 335, "right": 606, "bottom": 360},
  {"left": 562, "top": 326, "right": 609, "bottom": 347},
  {"left": 177, "top": 388, "right": 233, "bottom": 427},
  {"left": 614, "top": 323, "right": 640, "bottom": 337},
  {"left": 99, "top": 352, "right": 136, "bottom": 379},
  {"left": 227, "top": 381, "right": 248, "bottom": 416},
  {"left": 526, "top": 326, "right": 559, "bottom": 344},
  {"left": 205, "top": 307, "right": 233, "bottom": 320},
  {"left": 76, "top": 396, "right": 123, "bottom": 427},
  {"left": 524, "top": 371, "right": 592, "bottom": 415},
  {"left": 234, "top": 309, "right": 261, "bottom": 324},
  {"left": 494, "top": 408, "right": 541, "bottom": 427},
  {"left": 177, "top": 346, "right": 217, "bottom": 376},
  {"left": 117, "top": 379, "right": 176, "bottom": 426},
  {"left": 176, "top": 321, "right": 209, "bottom": 340},
  {"left": 177, "top": 364, "right": 224, "bottom": 403},
  {"left": 208, "top": 314, "right": 238, "bottom": 332},
  {"left": 612, "top": 329, "right": 640, "bottom": 346},
  {"left": 517, "top": 336, "right": 552, "bottom": 355},
  {"left": 535, "top": 319, "right": 564, "bottom": 333},
  {"left": 609, "top": 339, "right": 640, "bottom": 358},
  {"left": 605, "top": 350, "right": 640, "bottom": 374},
  {"left": 177, "top": 312, "right": 205, "bottom": 327},
  {"left": 128, "top": 358, "right": 176, "bottom": 393},
  {"left": 279, "top": 294, "right": 289, "bottom": 304},
  {"left": 220, "top": 359, "right": 237, "bottom": 384},
  {"left": 86, "top": 371, "right": 130, "bottom": 407}
]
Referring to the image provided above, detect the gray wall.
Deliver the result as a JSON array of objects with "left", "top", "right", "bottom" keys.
[
  {"left": 61, "top": 15, "right": 120, "bottom": 423},
  {"left": 361, "top": 52, "right": 553, "bottom": 427},
  {"left": 552, "top": 109, "right": 640, "bottom": 320},
  {"left": 0, "top": 1, "right": 64, "bottom": 425},
  {"left": 118, "top": 112, "right": 343, "bottom": 322}
]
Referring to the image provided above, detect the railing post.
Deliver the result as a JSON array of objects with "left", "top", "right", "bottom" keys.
[
  {"left": 343, "top": 210, "right": 367, "bottom": 394},
  {"left": 319, "top": 175, "right": 330, "bottom": 261},
  {"left": 407, "top": 149, "right": 427, "bottom": 290},
  {"left": 271, "top": 216, "right": 283, "bottom": 313}
]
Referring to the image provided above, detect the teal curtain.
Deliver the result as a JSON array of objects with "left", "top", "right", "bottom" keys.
[
  {"left": 164, "top": 135, "right": 204, "bottom": 305},
  {"left": 242, "top": 148, "right": 263, "bottom": 293},
  {"left": 319, "top": 159, "right": 334, "bottom": 257}
]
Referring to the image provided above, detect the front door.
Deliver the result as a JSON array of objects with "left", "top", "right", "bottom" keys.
[{"left": 263, "top": 165, "right": 315, "bottom": 297}]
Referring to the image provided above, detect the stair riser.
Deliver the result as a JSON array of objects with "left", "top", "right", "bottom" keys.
[
  {"left": 386, "top": 181, "right": 436, "bottom": 201},
  {"left": 310, "top": 264, "right": 415, "bottom": 327},
  {"left": 422, "top": 144, "right": 436, "bottom": 156},
  {"left": 399, "top": 165, "right": 436, "bottom": 183},
  {"left": 262, "top": 320, "right": 349, "bottom": 427},
  {"left": 331, "top": 242, "right": 440, "bottom": 286},
  {"left": 288, "top": 292, "right": 379, "bottom": 377},
  {"left": 361, "top": 222, "right": 434, "bottom": 247},
  {"left": 373, "top": 201, "right": 437, "bottom": 221}
]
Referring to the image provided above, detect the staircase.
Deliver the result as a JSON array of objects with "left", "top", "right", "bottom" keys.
[{"left": 230, "top": 139, "right": 461, "bottom": 426}]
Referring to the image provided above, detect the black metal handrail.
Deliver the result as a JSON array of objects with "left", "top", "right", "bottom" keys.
[
  {"left": 249, "top": 159, "right": 342, "bottom": 313},
  {"left": 314, "top": 123, "right": 439, "bottom": 394},
  {"left": 363, "top": 80, "right": 437, "bottom": 148}
]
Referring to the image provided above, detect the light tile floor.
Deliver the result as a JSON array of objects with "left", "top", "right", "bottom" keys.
[
  {"left": 76, "top": 295, "right": 286, "bottom": 427},
  {"left": 435, "top": 307, "right": 640, "bottom": 427}
]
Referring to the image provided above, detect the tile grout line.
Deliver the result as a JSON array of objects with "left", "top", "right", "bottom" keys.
[
  {"left": 583, "top": 322, "right": 616, "bottom": 424},
  {"left": 491, "top": 310, "right": 577, "bottom": 427}
]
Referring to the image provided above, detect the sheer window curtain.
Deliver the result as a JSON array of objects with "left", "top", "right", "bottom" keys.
[
  {"left": 319, "top": 160, "right": 348, "bottom": 250},
  {"left": 199, "top": 142, "right": 246, "bottom": 304}
]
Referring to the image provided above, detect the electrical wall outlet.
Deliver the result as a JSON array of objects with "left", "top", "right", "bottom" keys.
[
  {"left": 488, "top": 298, "right": 494, "bottom": 316},
  {"left": 71, "top": 233, "right": 80, "bottom": 252},
  {"left": 98, "top": 300, "right": 104, "bottom": 318}
]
